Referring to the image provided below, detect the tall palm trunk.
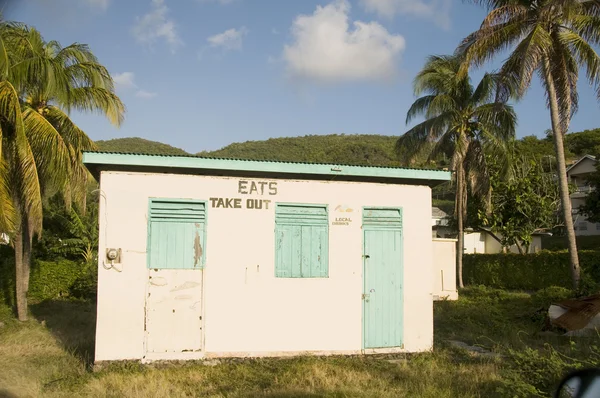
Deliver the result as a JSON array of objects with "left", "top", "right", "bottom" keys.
[
  {"left": 14, "top": 219, "right": 28, "bottom": 321},
  {"left": 543, "top": 58, "right": 581, "bottom": 290},
  {"left": 456, "top": 163, "right": 465, "bottom": 289}
]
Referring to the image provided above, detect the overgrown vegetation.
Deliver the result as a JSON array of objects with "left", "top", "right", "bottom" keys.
[
  {"left": 463, "top": 252, "right": 600, "bottom": 292},
  {"left": 0, "top": 286, "right": 596, "bottom": 397}
]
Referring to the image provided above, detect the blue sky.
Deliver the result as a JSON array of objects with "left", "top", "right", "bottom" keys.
[{"left": 6, "top": 0, "right": 600, "bottom": 153}]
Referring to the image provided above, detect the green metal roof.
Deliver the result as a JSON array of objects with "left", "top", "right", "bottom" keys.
[{"left": 83, "top": 151, "right": 451, "bottom": 186}]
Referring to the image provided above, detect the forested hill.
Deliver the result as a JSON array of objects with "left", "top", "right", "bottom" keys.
[
  {"left": 198, "top": 135, "right": 401, "bottom": 167},
  {"left": 95, "top": 129, "right": 600, "bottom": 167},
  {"left": 96, "top": 137, "right": 188, "bottom": 156}
]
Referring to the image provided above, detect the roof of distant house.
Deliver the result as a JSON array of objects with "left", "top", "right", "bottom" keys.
[
  {"left": 432, "top": 207, "right": 448, "bottom": 218},
  {"left": 567, "top": 154, "right": 597, "bottom": 173}
]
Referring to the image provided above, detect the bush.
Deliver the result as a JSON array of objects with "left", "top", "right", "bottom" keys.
[
  {"left": 0, "top": 252, "right": 95, "bottom": 304},
  {"left": 463, "top": 251, "right": 600, "bottom": 291},
  {"left": 531, "top": 286, "right": 574, "bottom": 309}
]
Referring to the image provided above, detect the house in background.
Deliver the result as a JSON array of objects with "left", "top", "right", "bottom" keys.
[
  {"left": 567, "top": 155, "right": 600, "bottom": 235},
  {"left": 463, "top": 230, "right": 544, "bottom": 254},
  {"left": 432, "top": 207, "right": 453, "bottom": 238}
]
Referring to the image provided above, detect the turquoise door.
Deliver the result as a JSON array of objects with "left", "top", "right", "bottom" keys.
[{"left": 363, "top": 208, "right": 403, "bottom": 349}]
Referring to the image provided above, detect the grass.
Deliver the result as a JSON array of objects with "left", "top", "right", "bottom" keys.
[{"left": 1, "top": 287, "right": 598, "bottom": 397}]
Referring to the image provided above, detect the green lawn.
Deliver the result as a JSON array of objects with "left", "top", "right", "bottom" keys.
[{"left": 1, "top": 287, "right": 598, "bottom": 397}]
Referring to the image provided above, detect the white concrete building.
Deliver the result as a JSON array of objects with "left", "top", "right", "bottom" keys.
[
  {"left": 83, "top": 152, "right": 450, "bottom": 363},
  {"left": 567, "top": 155, "right": 600, "bottom": 235},
  {"left": 462, "top": 231, "right": 544, "bottom": 254}
]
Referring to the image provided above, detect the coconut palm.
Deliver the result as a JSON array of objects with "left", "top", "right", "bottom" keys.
[
  {"left": 397, "top": 55, "right": 516, "bottom": 288},
  {"left": 458, "top": 0, "right": 600, "bottom": 290},
  {"left": 0, "top": 21, "right": 125, "bottom": 320}
]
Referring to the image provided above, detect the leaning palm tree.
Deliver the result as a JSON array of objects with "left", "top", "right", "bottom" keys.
[
  {"left": 0, "top": 21, "right": 125, "bottom": 320},
  {"left": 397, "top": 55, "right": 516, "bottom": 288},
  {"left": 458, "top": 0, "right": 600, "bottom": 290}
]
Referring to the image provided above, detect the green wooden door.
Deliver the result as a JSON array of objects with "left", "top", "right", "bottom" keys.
[{"left": 363, "top": 208, "right": 403, "bottom": 349}]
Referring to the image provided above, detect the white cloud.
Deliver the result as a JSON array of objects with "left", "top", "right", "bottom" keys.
[
  {"left": 85, "top": 0, "right": 110, "bottom": 10},
  {"left": 132, "top": 0, "right": 183, "bottom": 52},
  {"left": 207, "top": 27, "right": 248, "bottom": 51},
  {"left": 283, "top": 0, "right": 405, "bottom": 83},
  {"left": 112, "top": 72, "right": 157, "bottom": 99},
  {"left": 360, "top": 0, "right": 451, "bottom": 29},
  {"left": 135, "top": 90, "right": 158, "bottom": 99},
  {"left": 112, "top": 72, "right": 137, "bottom": 89}
]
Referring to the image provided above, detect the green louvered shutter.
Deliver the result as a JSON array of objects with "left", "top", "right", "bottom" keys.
[
  {"left": 148, "top": 199, "right": 206, "bottom": 269},
  {"left": 275, "top": 204, "right": 329, "bottom": 278}
]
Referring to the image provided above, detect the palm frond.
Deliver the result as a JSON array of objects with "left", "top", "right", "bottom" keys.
[
  {"left": 22, "top": 106, "right": 71, "bottom": 196},
  {"left": 65, "top": 86, "right": 125, "bottom": 127}
]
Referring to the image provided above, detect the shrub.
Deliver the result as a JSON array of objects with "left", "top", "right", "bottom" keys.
[
  {"left": 0, "top": 253, "right": 95, "bottom": 304},
  {"left": 531, "top": 286, "right": 574, "bottom": 309},
  {"left": 463, "top": 251, "right": 600, "bottom": 291}
]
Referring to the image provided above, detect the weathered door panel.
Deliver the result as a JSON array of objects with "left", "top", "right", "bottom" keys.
[
  {"left": 149, "top": 221, "right": 204, "bottom": 270},
  {"left": 146, "top": 270, "right": 203, "bottom": 353},
  {"left": 363, "top": 208, "right": 403, "bottom": 349}
]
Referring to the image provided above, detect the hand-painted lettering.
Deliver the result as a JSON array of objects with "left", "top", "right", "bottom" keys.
[
  {"left": 263, "top": 200, "right": 271, "bottom": 210},
  {"left": 234, "top": 199, "right": 242, "bottom": 208},
  {"left": 209, "top": 198, "right": 218, "bottom": 207},
  {"left": 225, "top": 198, "right": 234, "bottom": 208},
  {"left": 269, "top": 182, "right": 278, "bottom": 195},
  {"left": 238, "top": 181, "right": 248, "bottom": 194},
  {"left": 238, "top": 180, "right": 278, "bottom": 196},
  {"left": 257, "top": 181, "right": 266, "bottom": 194},
  {"left": 216, "top": 198, "right": 225, "bottom": 208},
  {"left": 249, "top": 181, "right": 259, "bottom": 194}
]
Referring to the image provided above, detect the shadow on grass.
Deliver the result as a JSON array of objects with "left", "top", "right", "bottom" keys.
[
  {"left": 30, "top": 300, "right": 96, "bottom": 368},
  {"left": 0, "top": 390, "right": 19, "bottom": 398}
]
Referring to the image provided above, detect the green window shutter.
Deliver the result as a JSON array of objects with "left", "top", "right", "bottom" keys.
[
  {"left": 363, "top": 208, "right": 402, "bottom": 230},
  {"left": 275, "top": 204, "right": 329, "bottom": 278},
  {"left": 148, "top": 199, "right": 206, "bottom": 269}
]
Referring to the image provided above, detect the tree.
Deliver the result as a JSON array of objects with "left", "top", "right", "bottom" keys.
[
  {"left": 0, "top": 21, "right": 124, "bottom": 320},
  {"left": 458, "top": 0, "right": 600, "bottom": 290},
  {"left": 475, "top": 156, "right": 561, "bottom": 253},
  {"left": 397, "top": 55, "right": 516, "bottom": 288}
]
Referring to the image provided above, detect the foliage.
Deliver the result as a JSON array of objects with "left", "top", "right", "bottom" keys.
[
  {"left": 463, "top": 252, "right": 600, "bottom": 292},
  {"left": 461, "top": 0, "right": 600, "bottom": 290},
  {"left": 578, "top": 162, "right": 600, "bottom": 224},
  {"left": 35, "top": 190, "right": 99, "bottom": 263},
  {"left": 201, "top": 134, "right": 407, "bottom": 167},
  {"left": 0, "top": 254, "right": 92, "bottom": 304},
  {"left": 96, "top": 137, "right": 188, "bottom": 156},
  {"left": 542, "top": 235, "right": 600, "bottom": 251},
  {"left": 397, "top": 54, "right": 516, "bottom": 287},
  {"left": 531, "top": 286, "right": 574, "bottom": 309},
  {"left": 476, "top": 157, "right": 561, "bottom": 251},
  {"left": 0, "top": 20, "right": 124, "bottom": 319}
]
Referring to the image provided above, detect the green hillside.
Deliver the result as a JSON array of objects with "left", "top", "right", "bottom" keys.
[
  {"left": 198, "top": 134, "right": 401, "bottom": 167},
  {"left": 96, "top": 137, "right": 189, "bottom": 156},
  {"left": 94, "top": 129, "right": 600, "bottom": 168}
]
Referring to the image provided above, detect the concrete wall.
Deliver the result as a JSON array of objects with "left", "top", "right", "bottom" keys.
[
  {"left": 463, "top": 232, "right": 486, "bottom": 254},
  {"left": 463, "top": 232, "right": 542, "bottom": 254},
  {"left": 432, "top": 239, "right": 458, "bottom": 301},
  {"left": 95, "top": 171, "right": 434, "bottom": 362}
]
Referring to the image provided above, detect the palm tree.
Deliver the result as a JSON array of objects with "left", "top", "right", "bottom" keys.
[
  {"left": 0, "top": 21, "right": 125, "bottom": 320},
  {"left": 397, "top": 55, "right": 516, "bottom": 288},
  {"left": 458, "top": 0, "right": 600, "bottom": 290}
]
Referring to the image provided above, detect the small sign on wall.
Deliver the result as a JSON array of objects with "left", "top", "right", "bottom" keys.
[
  {"left": 332, "top": 204, "right": 354, "bottom": 226},
  {"left": 209, "top": 180, "right": 278, "bottom": 210}
]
